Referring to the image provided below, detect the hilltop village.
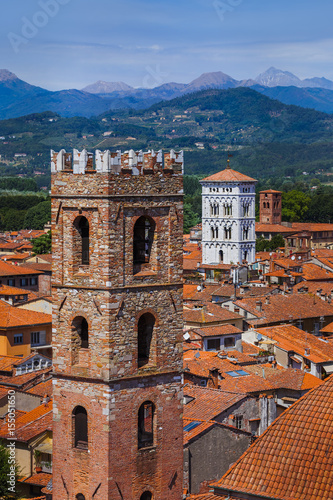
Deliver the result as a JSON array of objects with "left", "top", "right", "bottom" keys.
[{"left": 0, "top": 149, "right": 332, "bottom": 499}]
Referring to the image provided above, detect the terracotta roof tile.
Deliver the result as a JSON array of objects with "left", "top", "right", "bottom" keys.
[
  {"left": 184, "top": 302, "right": 242, "bottom": 325},
  {"left": 191, "top": 325, "right": 242, "bottom": 338},
  {"left": 301, "top": 262, "right": 333, "bottom": 281},
  {"left": 255, "top": 223, "right": 296, "bottom": 234},
  {"left": 201, "top": 168, "right": 256, "bottom": 183},
  {"left": 183, "top": 386, "right": 246, "bottom": 421},
  {"left": 0, "top": 301, "right": 51, "bottom": 328},
  {"left": 243, "top": 366, "right": 323, "bottom": 392},
  {"left": 255, "top": 324, "right": 333, "bottom": 364},
  {"left": 27, "top": 378, "right": 52, "bottom": 397},
  {"left": 21, "top": 473, "right": 51, "bottom": 487},
  {"left": 234, "top": 293, "right": 333, "bottom": 327},
  {"left": 0, "top": 400, "right": 52, "bottom": 441},
  {"left": 0, "top": 367, "right": 52, "bottom": 390},
  {"left": 0, "top": 260, "right": 41, "bottom": 277},
  {"left": 183, "top": 351, "right": 274, "bottom": 394},
  {"left": 211, "top": 374, "right": 333, "bottom": 500}
]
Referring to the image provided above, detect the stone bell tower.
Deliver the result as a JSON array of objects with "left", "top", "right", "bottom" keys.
[{"left": 51, "top": 148, "right": 184, "bottom": 500}]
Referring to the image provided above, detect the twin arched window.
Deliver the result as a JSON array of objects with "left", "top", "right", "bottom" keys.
[{"left": 73, "top": 406, "right": 88, "bottom": 450}]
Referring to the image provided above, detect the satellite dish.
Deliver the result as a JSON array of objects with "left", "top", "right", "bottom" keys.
[
  {"left": 195, "top": 352, "right": 201, "bottom": 358},
  {"left": 291, "top": 255, "right": 296, "bottom": 260},
  {"left": 257, "top": 333, "right": 263, "bottom": 341},
  {"left": 298, "top": 256, "right": 301, "bottom": 260},
  {"left": 183, "top": 332, "right": 190, "bottom": 340},
  {"left": 197, "top": 285, "right": 202, "bottom": 291}
]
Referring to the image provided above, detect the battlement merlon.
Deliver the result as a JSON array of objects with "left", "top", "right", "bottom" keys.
[{"left": 51, "top": 148, "right": 184, "bottom": 175}]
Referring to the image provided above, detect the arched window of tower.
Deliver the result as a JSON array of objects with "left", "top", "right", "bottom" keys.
[
  {"left": 138, "top": 401, "right": 155, "bottom": 449},
  {"left": 140, "top": 492, "right": 153, "bottom": 500},
  {"left": 133, "top": 216, "right": 156, "bottom": 274},
  {"left": 73, "top": 406, "right": 88, "bottom": 450},
  {"left": 73, "top": 216, "right": 89, "bottom": 266},
  {"left": 76, "top": 495, "right": 86, "bottom": 500},
  {"left": 71, "top": 316, "right": 89, "bottom": 365},
  {"left": 138, "top": 313, "right": 155, "bottom": 368}
]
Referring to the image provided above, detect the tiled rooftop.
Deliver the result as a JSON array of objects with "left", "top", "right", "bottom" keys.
[
  {"left": 301, "top": 262, "right": 333, "bottom": 281},
  {"left": 183, "top": 386, "right": 246, "bottom": 421},
  {"left": 211, "top": 374, "right": 333, "bottom": 500},
  {"left": 201, "top": 168, "right": 256, "bottom": 183},
  {"left": 0, "top": 300, "right": 51, "bottom": 328},
  {"left": 191, "top": 325, "right": 242, "bottom": 338},
  {"left": 21, "top": 473, "right": 52, "bottom": 487},
  {"left": 184, "top": 302, "right": 242, "bottom": 325},
  {"left": 255, "top": 324, "right": 333, "bottom": 364},
  {"left": 0, "top": 260, "right": 41, "bottom": 276},
  {"left": 234, "top": 293, "right": 333, "bottom": 326},
  {"left": 0, "top": 400, "right": 52, "bottom": 442}
]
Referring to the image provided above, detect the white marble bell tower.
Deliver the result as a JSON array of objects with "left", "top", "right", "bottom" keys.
[{"left": 200, "top": 161, "right": 257, "bottom": 265}]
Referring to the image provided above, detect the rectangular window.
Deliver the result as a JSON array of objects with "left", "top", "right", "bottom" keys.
[
  {"left": 7, "top": 279, "right": 15, "bottom": 286},
  {"left": 31, "top": 331, "right": 40, "bottom": 346},
  {"left": 20, "top": 278, "right": 28, "bottom": 287},
  {"left": 14, "top": 334, "right": 23, "bottom": 345},
  {"left": 235, "top": 415, "right": 243, "bottom": 429},
  {"left": 224, "top": 337, "right": 236, "bottom": 348},
  {"left": 206, "top": 338, "right": 221, "bottom": 351},
  {"left": 30, "top": 277, "right": 37, "bottom": 286}
]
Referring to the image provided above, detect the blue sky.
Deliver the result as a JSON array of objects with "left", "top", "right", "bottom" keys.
[{"left": 1, "top": 0, "right": 333, "bottom": 90}]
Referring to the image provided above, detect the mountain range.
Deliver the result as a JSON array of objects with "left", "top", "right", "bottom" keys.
[{"left": 2, "top": 67, "right": 333, "bottom": 119}]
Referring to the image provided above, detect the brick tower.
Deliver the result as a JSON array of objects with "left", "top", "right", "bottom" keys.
[
  {"left": 51, "top": 148, "right": 184, "bottom": 500},
  {"left": 259, "top": 189, "right": 282, "bottom": 224}
]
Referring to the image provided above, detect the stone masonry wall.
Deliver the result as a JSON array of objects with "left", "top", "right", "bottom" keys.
[{"left": 52, "top": 149, "right": 184, "bottom": 500}]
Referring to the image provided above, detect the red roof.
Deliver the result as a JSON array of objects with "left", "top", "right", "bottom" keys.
[
  {"left": 211, "top": 374, "right": 333, "bottom": 499},
  {"left": 0, "top": 301, "right": 51, "bottom": 328},
  {"left": 0, "top": 260, "right": 40, "bottom": 277},
  {"left": 184, "top": 386, "right": 246, "bottom": 421},
  {"left": 201, "top": 168, "right": 256, "bottom": 183}
]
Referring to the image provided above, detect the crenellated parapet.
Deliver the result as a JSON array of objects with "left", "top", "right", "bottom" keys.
[{"left": 51, "top": 148, "right": 184, "bottom": 175}]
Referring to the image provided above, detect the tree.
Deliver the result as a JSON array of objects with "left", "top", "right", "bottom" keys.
[
  {"left": 281, "top": 190, "right": 311, "bottom": 222},
  {"left": 184, "top": 202, "right": 199, "bottom": 234},
  {"left": 32, "top": 231, "right": 51, "bottom": 254},
  {"left": 256, "top": 234, "right": 285, "bottom": 252},
  {"left": 0, "top": 443, "right": 20, "bottom": 499},
  {"left": 23, "top": 199, "right": 51, "bottom": 230}
]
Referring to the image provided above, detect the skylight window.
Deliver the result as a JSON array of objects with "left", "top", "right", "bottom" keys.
[
  {"left": 226, "top": 370, "right": 250, "bottom": 377},
  {"left": 184, "top": 421, "right": 200, "bottom": 432}
]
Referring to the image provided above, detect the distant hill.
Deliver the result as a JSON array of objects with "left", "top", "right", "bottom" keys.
[
  {"left": 3, "top": 67, "right": 333, "bottom": 118},
  {"left": 1, "top": 87, "right": 333, "bottom": 185},
  {"left": 0, "top": 70, "right": 114, "bottom": 119},
  {"left": 252, "top": 85, "right": 333, "bottom": 114},
  {"left": 81, "top": 80, "right": 134, "bottom": 93},
  {"left": 255, "top": 66, "right": 333, "bottom": 90},
  {"left": 104, "top": 87, "right": 333, "bottom": 144}
]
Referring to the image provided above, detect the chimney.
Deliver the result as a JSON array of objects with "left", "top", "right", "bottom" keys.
[
  {"left": 256, "top": 300, "right": 262, "bottom": 312},
  {"left": 209, "top": 368, "right": 219, "bottom": 389},
  {"left": 304, "top": 348, "right": 310, "bottom": 356},
  {"left": 265, "top": 296, "right": 270, "bottom": 305}
]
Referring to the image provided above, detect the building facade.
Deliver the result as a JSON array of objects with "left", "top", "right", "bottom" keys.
[
  {"left": 51, "top": 148, "right": 184, "bottom": 500},
  {"left": 200, "top": 164, "right": 257, "bottom": 265}
]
